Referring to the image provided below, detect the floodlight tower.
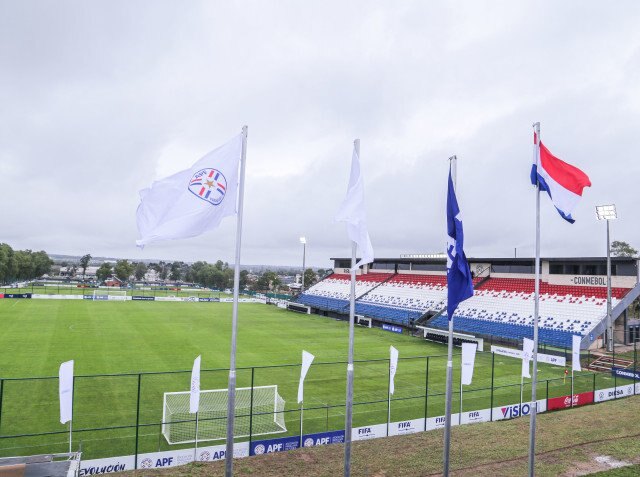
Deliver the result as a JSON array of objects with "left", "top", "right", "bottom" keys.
[
  {"left": 596, "top": 204, "right": 617, "bottom": 353},
  {"left": 300, "top": 236, "right": 307, "bottom": 294}
]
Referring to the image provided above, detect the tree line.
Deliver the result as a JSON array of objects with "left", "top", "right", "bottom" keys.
[{"left": 0, "top": 243, "right": 53, "bottom": 284}]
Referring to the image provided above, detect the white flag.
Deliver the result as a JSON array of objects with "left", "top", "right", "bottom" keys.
[
  {"left": 389, "top": 346, "right": 399, "bottom": 395},
  {"left": 572, "top": 335, "right": 582, "bottom": 373},
  {"left": 297, "top": 351, "right": 315, "bottom": 403},
  {"left": 136, "top": 132, "right": 243, "bottom": 247},
  {"left": 335, "top": 142, "right": 374, "bottom": 268},
  {"left": 522, "top": 338, "right": 534, "bottom": 379},
  {"left": 190, "top": 355, "right": 201, "bottom": 414},
  {"left": 59, "top": 360, "right": 74, "bottom": 424},
  {"left": 461, "top": 342, "right": 477, "bottom": 386}
]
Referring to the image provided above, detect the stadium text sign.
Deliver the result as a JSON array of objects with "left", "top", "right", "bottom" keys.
[
  {"left": 382, "top": 324, "right": 403, "bottom": 334},
  {"left": 611, "top": 367, "right": 640, "bottom": 381}
]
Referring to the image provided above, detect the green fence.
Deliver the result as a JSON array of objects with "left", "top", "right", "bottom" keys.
[{"left": 0, "top": 349, "right": 637, "bottom": 462}]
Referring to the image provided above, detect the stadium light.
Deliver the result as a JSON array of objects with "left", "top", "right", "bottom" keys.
[
  {"left": 595, "top": 204, "right": 617, "bottom": 221},
  {"left": 300, "top": 237, "right": 307, "bottom": 295},
  {"left": 596, "top": 204, "right": 617, "bottom": 353}
]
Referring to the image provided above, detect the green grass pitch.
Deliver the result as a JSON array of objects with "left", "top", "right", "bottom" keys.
[{"left": 0, "top": 299, "right": 620, "bottom": 460}]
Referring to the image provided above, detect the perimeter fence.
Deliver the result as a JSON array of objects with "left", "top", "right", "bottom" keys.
[{"left": 0, "top": 345, "right": 638, "bottom": 465}]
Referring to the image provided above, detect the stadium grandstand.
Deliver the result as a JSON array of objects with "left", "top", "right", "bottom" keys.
[{"left": 296, "top": 256, "right": 640, "bottom": 349}]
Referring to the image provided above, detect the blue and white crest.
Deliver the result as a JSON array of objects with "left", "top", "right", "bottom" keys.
[{"left": 188, "top": 168, "right": 227, "bottom": 206}]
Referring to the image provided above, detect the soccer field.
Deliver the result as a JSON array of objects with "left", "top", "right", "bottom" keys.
[{"left": 0, "top": 300, "right": 616, "bottom": 460}]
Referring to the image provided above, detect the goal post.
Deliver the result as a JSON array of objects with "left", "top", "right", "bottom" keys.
[
  {"left": 93, "top": 289, "right": 127, "bottom": 301},
  {"left": 162, "top": 385, "right": 287, "bottom": 445}
]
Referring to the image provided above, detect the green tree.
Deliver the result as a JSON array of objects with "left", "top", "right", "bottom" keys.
[
  {"left": 134, "top": 262, "right": 148, "bottom": 281},
  {"left": 114, "top": 260, "right": 135, "bottom": 283},
  {"left": 79, "top": 254, "right": 92, "bottom": 280},
  {"left": 239, "top": 270, "right": 249, "bottom": 289},
  {"left": 611, "top": 241, "right": 638, "bottom": 257},
  {"left": 32, "top": 251, "right": 53, "bottom": 277},
  {"left": 96, "top": 263, "right": 112, "bottom": 282},
  {"left": 170, "top": 261, "right": 183, "bottom": 281},
  {"left": 0, "top": 243, "right": 15, "bottom": 284},
  {"left": 255, "top": 270, "right": 281, "bottom": 292},
  {"left": 303, "top": 268, "right": 318, "bottom": 289}
]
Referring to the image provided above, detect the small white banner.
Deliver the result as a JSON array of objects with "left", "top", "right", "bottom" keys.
[
  {"left": 460, "top": 408, "right": 490, "bottom": 425},
  {"left": 190, "top": 356, "right": 201, "bottom": 414},
  {"left": 388, "top": 418, "right": 425, "bottom": 436},
  {"left": 461, "top": 342, "right": 477, "bottom": 386},
  {"left": 426, "top": 414, "right": 459, "bottom": 431},
  {"left": 298, "top": 351, "right": 315, "bottom": 403},
  {"left": 352, "top": 423, "right": 387, "bottom": 441},
  {"left": 572, "top": 335, "right": 582, "bottom": 372},
  {"left": 59, "top": 360, "right": 74, "bottom": 424},
  {"left": 521, "top": 338, "right": 533, "bottom": 379},
  {"left": 389, "top": 346, "right": 399, "bottom": 395}
]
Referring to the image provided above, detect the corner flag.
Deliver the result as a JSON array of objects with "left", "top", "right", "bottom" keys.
[
  {"left": 136, "top": 133, "right": 243, "bottom": 247},
  {"left": 446, "top": 164, "right": 473, "bottom": 319}
]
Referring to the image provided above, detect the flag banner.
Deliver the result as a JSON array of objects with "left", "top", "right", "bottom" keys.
[
  {"left": 297, "top": 351, "right": 315, "bottom": 403},
  {"left": 446, "top": 165, "right": 473, "bottom": 319},
  {"left": 59, "top": 360, "right": 74, "bottom": 424},
  {"left": 136, "top": 133, "right": 243, "bottom": 247},
  {"left": 190, "top": 355, "right": 201, "bottom": 414},
  {"left": 530, "top": 133, "right": 591, "bottom": 223},
  {"left": 572, "top": 335, "right": 582, "bottom": 373},
  {"left": 389, "top": 346, "right": 399, "bottom": 395},
  {"left": 335, "top": 143, "right": 374, "bottom": 268},
  {"left": 522, "top": 338, "right": 534, "bottom": 379},
  {"left": 461, "top": 342, "right": 477, "bottom": 386}
]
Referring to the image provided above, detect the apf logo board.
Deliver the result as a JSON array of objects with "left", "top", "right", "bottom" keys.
[
  {"left": 188, "top": 168, "right": 227, "bottom": 206},
  {"left": 302, "top": 430, "right": 345, "bottom": 447}
]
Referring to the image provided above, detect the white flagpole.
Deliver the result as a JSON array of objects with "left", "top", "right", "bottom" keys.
[
  {"left": 528, "top": 122, "right": 541, "bottom": 477},
  {"left": 194, "top": 411, "right": 200, "bottom": 462},
  {"left": 443, "top": 155, "right": 457, "bottom": 477},
  {"left": 225, "top": 125, "right": 248, "bottom": 477},
  {"left": 343, "top": 139, "right": 359, "bottom": 477},
  {"left": 69, "top": 376, "right": 73, "bottom": 453},
  {"left": 459, "top": 376, "right": 462, "bottom": 426}
]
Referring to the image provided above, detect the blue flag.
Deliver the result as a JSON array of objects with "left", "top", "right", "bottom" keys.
[{"left": 446, "top": 165, "right": 473, "bottom": 320}]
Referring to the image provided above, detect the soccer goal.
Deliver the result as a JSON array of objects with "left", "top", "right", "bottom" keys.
[
  {"left": 162, "top": 385, "right": 287, "bottom": 445},
  {"left": 93, "top": 289, "right": 127, "bottom": 301}
]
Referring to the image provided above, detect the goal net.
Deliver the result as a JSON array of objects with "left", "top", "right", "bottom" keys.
[
  {"left": 93, "top": 289, "right": 127, "bottom": 301},
  {"left": 162, "top": 385, "right": 287, "bottom": 445}
]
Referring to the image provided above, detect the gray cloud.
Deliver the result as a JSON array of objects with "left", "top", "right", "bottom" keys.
[{"left": 1, "top": 1, "right": 639, "bottom": 268}]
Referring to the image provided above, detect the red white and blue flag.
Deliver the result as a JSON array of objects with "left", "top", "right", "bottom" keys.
[{"left": 530, "top": 134, "right": 591, "bottom": 223}]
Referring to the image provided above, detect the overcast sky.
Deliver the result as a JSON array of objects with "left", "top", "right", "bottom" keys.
[{"left": 1, "top": 1, "right": 639, "bottom": 269}]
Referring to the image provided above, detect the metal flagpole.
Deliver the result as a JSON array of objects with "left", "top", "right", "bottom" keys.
[
  {"left": 343, "top": 138, "right": 360, "bottom": 477},
  {"left": 443, "top": 155, "right": 457, "bottom": 477},
  {"left": 459, "top": 375, "right": 462, "bottom": 426},
  {"left": 225, "top": 125, "right": 248, "bottom": 477},
  {"left": 194, "top": 412, "right": 200, "bottom": 462},
  {"left": 299, "top": 402, "right": 304, "bottom": 447},
  {"left": 528, "top": 122, "right": 541, "bottom": 477},
  {"left": 387, "top": 357, "right": 392, "bottom": 436},
  {"left": 343, "top": 240, "right": 357, "bottom": 477}
]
